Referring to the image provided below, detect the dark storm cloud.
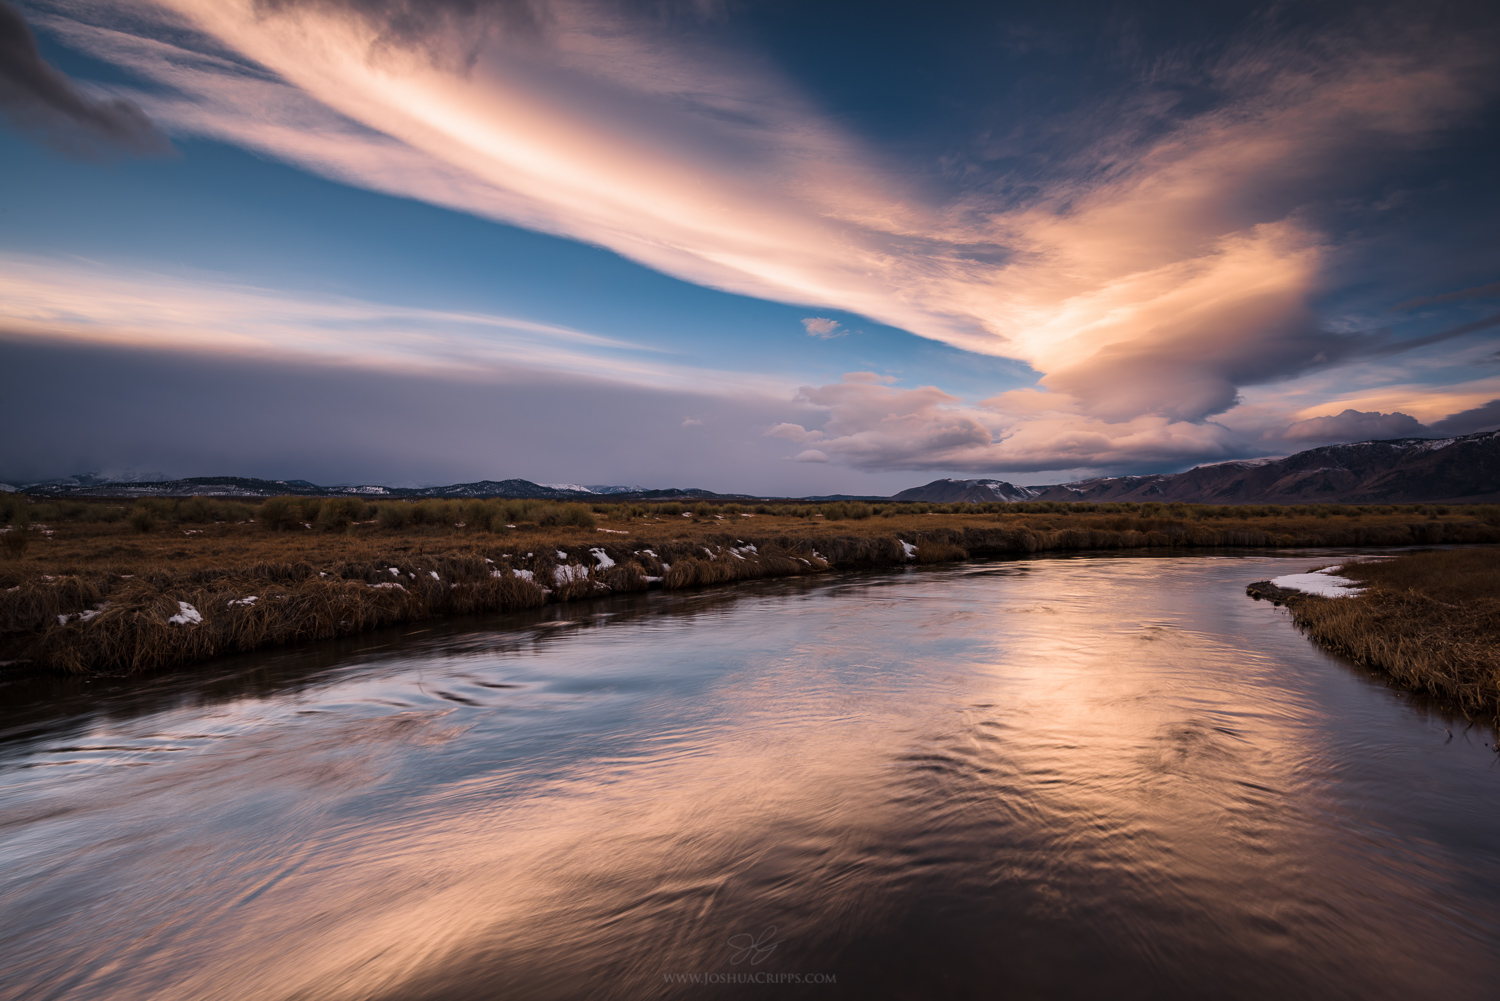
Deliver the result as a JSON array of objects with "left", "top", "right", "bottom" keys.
[
  {"left": 0, "top": 336, "right": 820, "bottom": 492},
  {"left": 1428, "top": 399, "right": 1500, "bottom": 436},
  {"left": 1281, "top": 408, "right": 1426, "bottom": 443},
  {"left": 0, "top": 0, "right": 169, "bottom": 157}
]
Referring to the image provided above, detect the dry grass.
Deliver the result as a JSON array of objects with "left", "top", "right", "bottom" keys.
[
  {"left": 4, "top": 495, "right": 1500, "bottom": 676},
  {"left": 1272, "top": 549, "right": 1500, "bottom": 719}
]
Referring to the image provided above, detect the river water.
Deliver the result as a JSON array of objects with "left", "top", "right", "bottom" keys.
[{"left": 2, "top": 551, "right": 1497, "bottom": 1000}]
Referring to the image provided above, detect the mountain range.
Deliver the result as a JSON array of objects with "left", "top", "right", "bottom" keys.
[
  {"left": 6, "top": 431, "right": 1498, "bottom": 505},
  {"left": 894, "top": 430, "right": 1500, "bottom": 505}
]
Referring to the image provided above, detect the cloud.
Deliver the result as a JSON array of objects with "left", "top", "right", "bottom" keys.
[
  {"left": 0, "top": 334, "right": 837, "bottom": 492},
  {"left": 26, "top": 0, "right": 1500, "bottom": 471},
  {"left": 0, "top": 0, "right": 169, "bottom": 156},
  {"left": 766, "top": 373, "right": 1244, "bottom": 473},
  {"left": 1428, "top": 398, "right": 1500, "bottom": 436},
  {"left": 681, "top": 416, "right": 703, "bottom": 426},
  {"left": 1392, "top": 281, "right": 1500, "bottom": 311},
  {"left": 0, "top": 253, "right": 790, "bottom": 395},
  {"left": 793, "top": 449, "right": 828, "bottom": 463},
  {"left": 801, "top": 317, "right": 844, "bottom": 339},
  {"left": 1281, "top": 408, "right": 1426, "bottom": 442}
]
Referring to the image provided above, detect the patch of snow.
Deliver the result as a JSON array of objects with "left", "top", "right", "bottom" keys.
[
  {"left": 389, "top": 567, "right": 401, "bottom": 576},
  {"left": 554, "top": 564, "right": 589, "bottom": 584},
  {"left": 681, "top": 512, "right": 692, "bottom": 518},
  {"left": 740, "top": 512, "right": 753, "bottom": 517},
  {"left": 429, "top": 571, "right": 440, "bottom": 581},
  {"left": 598, "top": 528, "right": 628, "bottom": 534},
  {"left": 644, "top": 576, "right": 662, "bottom": 583},
  {"left": 227, "top": 596, "right": 258, "bottom": 608},
  {"left": 167, "top": 601, "right": 203, "bottom": 625},
  {"left": 900, "top": 541, "right": 917, "bottom": 559},
  {"left": 557, "top": 550, "right": 568, "bottom": 559},
  {"left": 512, "top": 569, "right": 535, "bottom": 582},
  {"left": 660, "top": 562, "right": 671, "bottom": 571},
  {"left": 369, "top": 582, "right": 406, "bottom": 591},
  {"left": 1268, "top": 565, "right": 1366, "bottom": 598},
  {"left": 590, "top": 548, "right": 616, "bottom": 569}
]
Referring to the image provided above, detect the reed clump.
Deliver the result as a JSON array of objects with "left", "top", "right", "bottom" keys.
[{"left": 1267, "top": 549, "right": 1500, "bottom": 718}]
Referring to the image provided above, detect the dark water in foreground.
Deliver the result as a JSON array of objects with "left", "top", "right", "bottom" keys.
[{"left": 2, "top": 552, "right": 1498, "bottom": 1000}]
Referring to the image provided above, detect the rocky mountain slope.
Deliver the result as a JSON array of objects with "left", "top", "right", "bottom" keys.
[{"left": 896, "top": 431, "right": 1500, "bottom": 505}]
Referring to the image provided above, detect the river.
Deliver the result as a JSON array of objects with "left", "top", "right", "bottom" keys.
[{"left": 2, "top": 551, "right": 1497, "bottom": 1000}]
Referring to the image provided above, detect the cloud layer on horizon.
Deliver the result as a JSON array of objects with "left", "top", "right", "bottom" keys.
[{"left": 8, "top": 0, "right": 1500, "bottom": 476}]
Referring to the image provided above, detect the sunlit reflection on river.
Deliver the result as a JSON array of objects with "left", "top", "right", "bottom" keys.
[{"left": 2, "top": 552, "right": 1498, "bottom": 999}]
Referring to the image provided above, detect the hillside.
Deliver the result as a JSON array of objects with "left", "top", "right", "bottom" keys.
[{"left": 898, "top": 430, "right": 1500, "bottom": 505}]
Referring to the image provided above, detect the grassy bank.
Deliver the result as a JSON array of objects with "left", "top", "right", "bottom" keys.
[
  {"left": 1250, "top": 548, "right": 1500, "bottom": 720},
  {"left": 4, "top": 494, "right": 1500, "bottom": 675}
]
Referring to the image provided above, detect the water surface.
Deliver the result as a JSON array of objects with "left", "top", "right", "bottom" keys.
[{"left": 2, "top": 552, "right": 1497, "bottom": 999}]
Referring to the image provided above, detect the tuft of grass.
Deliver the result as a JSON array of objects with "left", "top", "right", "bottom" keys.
[
  {"left": 914, "top": 538, "right": 968, "bottom": 563},
  {"left": 128, "top": 508, "right": 156, "bottom": 534},
  {"left": 2, "top": 529, "right": 30, "bottom": 559}
]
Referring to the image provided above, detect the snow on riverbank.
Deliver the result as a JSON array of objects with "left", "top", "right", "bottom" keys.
[{"left": 1268, "top": 566, "right": 1366, "bottom": 598}]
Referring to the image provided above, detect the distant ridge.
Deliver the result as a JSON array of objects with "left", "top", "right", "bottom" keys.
[
  {"left": 896, "top": 431, "right": 1500, "bottom": 505},
  {"left": 7, "top": 430, "right": 1498, "bottom": 504},
  {"left": 4, "top": 474, "right": 759, "bottom": 503},
  {"left": 891, "top": 478, "right": 1039, "bottom": 503}
]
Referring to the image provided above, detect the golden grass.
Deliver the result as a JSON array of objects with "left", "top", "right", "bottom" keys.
[
  {"left": 1272, "top": 548, "right": 1500, "bottom": 719},
  {"left": 4, "top": 498, "right": 1499, "bottom": 676}
]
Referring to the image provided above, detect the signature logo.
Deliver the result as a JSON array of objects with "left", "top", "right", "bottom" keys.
[{"left": 727, "top": 926, "right": 780, "bottom": 966}]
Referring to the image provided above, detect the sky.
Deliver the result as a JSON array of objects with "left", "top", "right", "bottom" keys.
[{"left": 1, "top": 0, "right": 1498, "bottom": 493}]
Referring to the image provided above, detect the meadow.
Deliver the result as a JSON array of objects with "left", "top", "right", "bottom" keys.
[
  {"left": 1265, "top": 548, "right": 1500, "bottom": 719},
  {"left": 3, "top": 492, "right": 1498, "bottom": 677}
]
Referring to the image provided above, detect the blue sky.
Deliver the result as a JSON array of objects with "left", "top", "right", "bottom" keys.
[{"left": 2, "top": 0, "right": 1498, "bottom": 492}]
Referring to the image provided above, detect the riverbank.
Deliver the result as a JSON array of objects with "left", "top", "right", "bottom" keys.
[
  {"left": 1248, "top": 548, "right": 1500, "bottom": 719},
  {"left": 5, "top": 498, "right": 1499, "bottom": 675}
]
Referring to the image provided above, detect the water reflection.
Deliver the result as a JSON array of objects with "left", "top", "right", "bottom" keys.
[{"left": 1, "top": 552, "right": 1497, "bottom": 1000}]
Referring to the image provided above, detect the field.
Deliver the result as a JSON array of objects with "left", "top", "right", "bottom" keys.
[
  {"left": 1269, "top": 548, "right": 1500, "bottom": 720},
  {"left": 3, "top": 493, "right": 1499, "bottom": 675}
]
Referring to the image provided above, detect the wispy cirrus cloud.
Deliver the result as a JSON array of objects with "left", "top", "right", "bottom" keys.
[
  {"left": 0, "top": 253, "right": 792, "bottom": 395},
  {"left": 19, "top": 0, "right": 1500, "bottom": 473}
]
